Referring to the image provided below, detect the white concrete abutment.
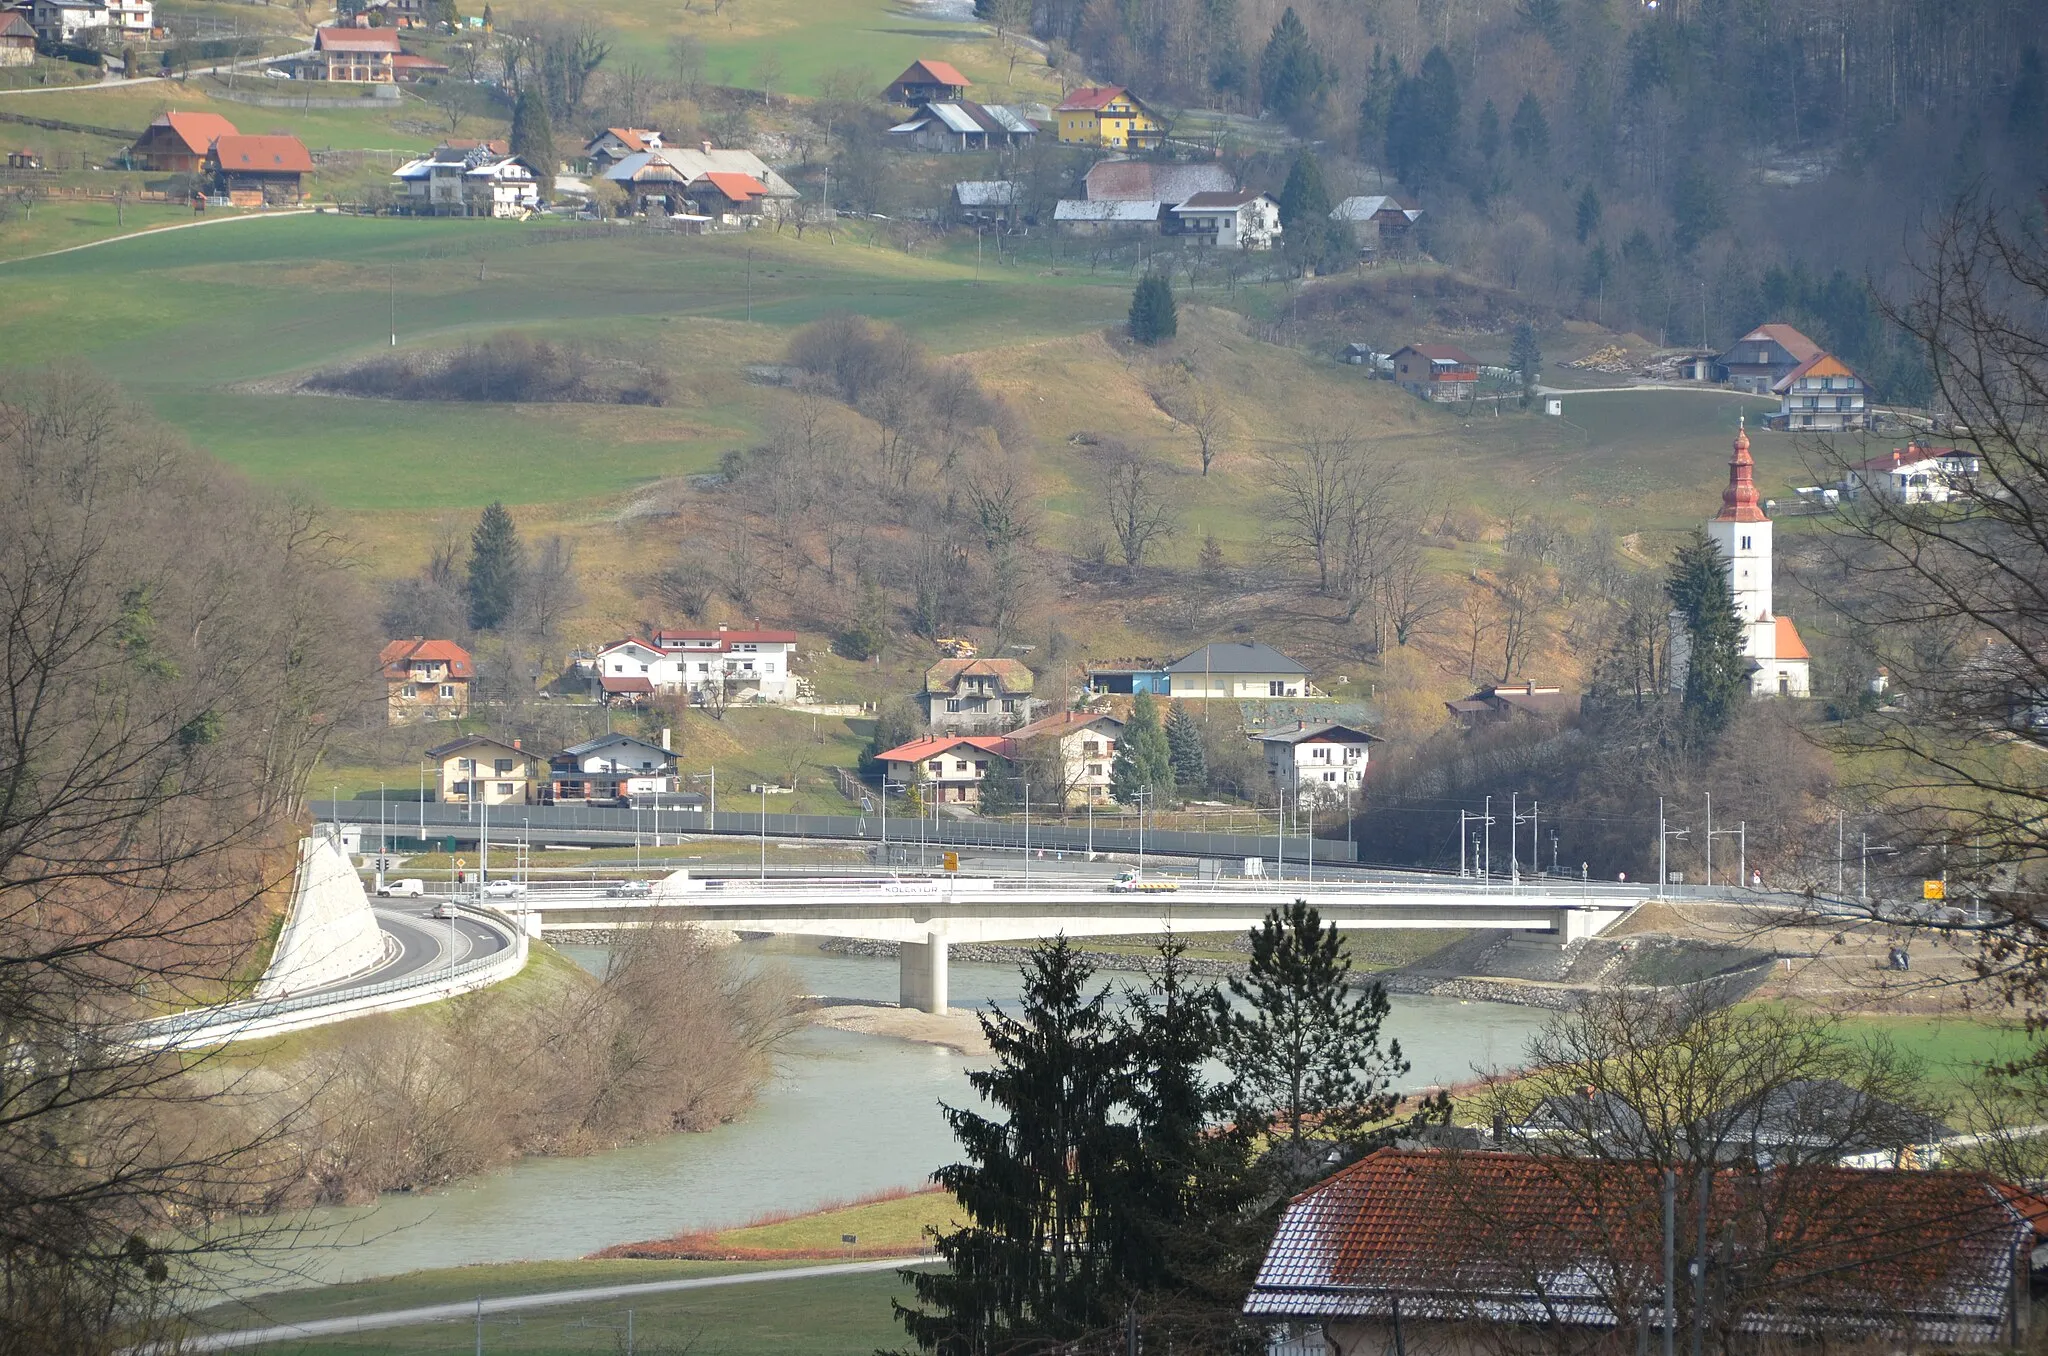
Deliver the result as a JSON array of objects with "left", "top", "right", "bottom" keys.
[{"left": 899, "top": 933, "right": 949, "bottom": 1014}]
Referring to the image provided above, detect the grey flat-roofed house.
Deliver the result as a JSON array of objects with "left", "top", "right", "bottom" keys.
[{"left": 1165, "top": 641, "right": 1311, "bottom": 699}]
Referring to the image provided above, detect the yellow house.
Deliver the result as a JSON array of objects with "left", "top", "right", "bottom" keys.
[
  {"left": 426, "top": 734, "right": 544, "bottom": 807},
  {"left": 1055, "top": 86, "right": 1164, "bottom": 150}
]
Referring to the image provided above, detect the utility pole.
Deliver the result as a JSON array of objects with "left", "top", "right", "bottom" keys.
[
  {"left": 1691, "top": 1168, "right": 1712, "bottom": 1356},
  {"left": 1837, "top": 810, "right": 1845, "bottom": 896},
  {"left": 1483, "top": 794, "right": 1493, "bottom": 882},
  {"left": 760, "top": 781, "right": 767, "bottom": 882},
  {"left": 1022, "top": 767, "right": 1030, "bottom": 885},
  {"left": 1861, "top": 832, "right": 1897, "bottom": 902},
  {"left": 1704, "top": 792, "right": 1712, "bottom": 885},
  {"left": 1662, "top": 1169, "right": 1676, "bottom": 1356},
  {"left": 1509, "top": 792, "right": 1519, "bottom": 884},
  {"left": 1658, "top": 797, "right": 1690, "bottom": 899}
]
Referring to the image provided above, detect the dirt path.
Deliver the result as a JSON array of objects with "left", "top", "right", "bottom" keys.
[{"left": 0, "top": 207, "right": 313, "bottom": 266}]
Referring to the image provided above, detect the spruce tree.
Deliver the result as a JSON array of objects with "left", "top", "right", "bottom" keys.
[
  {"left": 1164, "top": 701, "right": 1206, "bottom": 791},
  {"left": 1575, "top": 183, "right": 1603, "bottom": 243},
  {"left": 1225, "top": 901, "right": 1409, "bottom": 1171},
  {"left": 1127, "top": 274, "right": 1177, "bottom": 345},
  {"left": 510, "top": 86, "right": 555, "bottom": 196},
  {"left": 464, "top": 501, "right": 523, "bottom": 632},
  {"left": 1476, "top": 97, "right": 1501, "bottom": 165},
  {"left": 1666, "top": 529, "right": 1748, "bottom": 739},
  {"left": 1510, "top": 322, "right": 1542, "bottom": 408},
  {"left": 1109, "top": 691, "right": 1174, "bottom": 806},
  {"left": 1257, "top": 7, "right": 1330, "bottom": 127},
  {"left": 1509, "top": 90, "right": 1550, "bottom": 164},
  {"left": 894, "top": 938, "right": 1130, "bottom": 1352},
  {"left": 1385, "top": 46, "right": 1460, "bottom": 189},
  {"left": 1276, "top": 147, "right": 1332, "bottom": 226}
]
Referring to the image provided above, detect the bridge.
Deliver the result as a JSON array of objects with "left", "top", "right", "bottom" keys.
[{"left": 514, "top": 876, "right": 1645, "bottom": 1012}]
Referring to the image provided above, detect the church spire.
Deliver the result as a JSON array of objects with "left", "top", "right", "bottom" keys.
[{"left": 1716, "top": 414, "right": 1767, "bottom": 523}]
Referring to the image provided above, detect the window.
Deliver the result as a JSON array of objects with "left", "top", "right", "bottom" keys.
[
  {"left": 1269, "top": 680, "right": 1287, "bottom": 696},
  {"left": 640, "top": 663, "right": 650, "bottom": 673},
  {"left": 1002, "top": 698, "right": 1018, "bottom": 712},
  {"left": 1740, "top": 535, "right": 1751, "bottom": 550},
  {"left": 496, "top": 782, "right": 514, "bottom": 796},
  {"left": 494, "top": 758, "right": 514, "bottom": 775},
  {"left": 1324, "top": 771, "right": 1337, "bottom": 782},
  {"left": 973, "top": 761, "right": 988, "bottom": 773},
  {"left": 928, "top": 760, "right": 944, "bottom": 773},
  {"left": 440, "top": 684, "right": 457, "bottom": 699},
  {"left": 1087, "top": 763, "right": 1103, "bottom": 777},
  {"left": 946, "top": 699, "right": 963, "bottom": 713},
  {"left": 401, "top": 683, "right": 417, "bottom": 698},
  {"left": 459, "top": 758, "right": 474, "bottom": 772},
  {"left": 1083, "top": 742, "right": 1100, "bottom": 757}
]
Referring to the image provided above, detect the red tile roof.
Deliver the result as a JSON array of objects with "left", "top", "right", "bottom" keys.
[
  {"left": 315, "top": 26, "right": 400, "bottom": 50},
  {"left": 1398, "top": 343, "right": 1479, "bottom": 365},
  {"left": 389, "top": 52, "right": 449, "bottom": 70},
  {"left": 599, "top": 675, "right": 656, "bottom": 695},
  {"left": 602, "top": 127, "right": 658, "bottom": 151},
  {"left": 877, "top": 734, "right": 1014, "bottom": 765},
  {"left": 698, "top": 170, "right": 767, "bottom": 200},
  {"left": 651, "top": 628, "right": 798, "bottom": 649},
  {"left": 0, "top": 10, "right": 33, "bottom": 38},
  {"left": 379, "top": 638, "right": 473, "bottom": 680},
  {"left": 1008, "top": 710, "right": 1123, "bottom": 741},
  {"left": 1774, "top": 615, "right": 1811, "bottom": 661},
  {"left": 1248, "top": 1148, "right": 2048, "bottom": 1340},
  {"left": 211, "top": 134, "right": 314, "bottom": 173},
  {"left": 1058, "top": 85, "right": 1133, "bottom": 112},
  {"left": 1732, "top": 323, "right": 1824, "bottom": 363},
  {"left": 895, "top": 58, "right": 970, "bottom": 89},
  {"left": 144, "top": 111, "right": 240, "bottom": 155}
]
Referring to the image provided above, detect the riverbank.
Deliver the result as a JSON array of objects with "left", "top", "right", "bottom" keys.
[{"left": 594, "top": 1186, "right": 954, "bottom": 1261}]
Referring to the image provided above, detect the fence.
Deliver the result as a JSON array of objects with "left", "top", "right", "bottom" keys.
[
  {"left": 0, "top": 109, "right": 143, "bottom": 139},
  {"left": 318, "top": 800, "right": 1361, "bottom": 865}
]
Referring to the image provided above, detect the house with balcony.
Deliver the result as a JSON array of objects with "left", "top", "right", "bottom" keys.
[
  {"left": 591, "top": 627, "right": 799, "bottom": 705},
  {"left": 1166, "top": 190, "right": 1280, "bottom": 250},
  {"left": 1769, "top": 352, "right": 1868, "bottom": 432},
  {"left": 313, "top": 25, "right": 398, "bottom": 81},
  {"left": 920, "top": 657, "right": 1040, "bottom": 733},
  {"left": 885, "top": 57, "right": 969, "bottom": 105},
  {"left": 1005, "top": 710, "right": 1124, "bottom": 807},
  {"left": 425, "top": 734, "right": 543, "bottom": 806},
  {"left": 127, "top": 110, "right": 239, "bottom": 173},
  {"left": 379, "top": 637, "right": 473, "bottom": 725},
  {"left": 1054, "top": 86, "right": 1163, "bottom": 150},
  {"left": 1389, "top": 344, "right": 1479, "bottom": 402},
  {"left": 206, "top": 134, "right": 312, "bottom": 205},
  {"left": 1445, "top": 680, "right": 1576, "bottom": 727},
  {"left": 1844, "top": 441, "right": 1982, "bottom": 503},
  {"left": 875, "top": 734, "right": 1013, "bottom": 807},
  {"left": 1258, "top": 720, "right": 1378, "bottom": 804},
  {"left": 1718, "top": 322, "right": 1823, "bottom": 394},
  {"left": 583, "top": 126, "right": 663, "bottom": 171},
  {"left": 1085, "top": 641, "right": 1313, "bottom": 700},
  {"left": 545, "top": 733, "right": 675, "bottom": 805}
]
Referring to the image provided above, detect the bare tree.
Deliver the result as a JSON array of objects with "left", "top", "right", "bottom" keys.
[
  {"left": 1099, "top": 444, "right": 1177, "bottom": 568},
  {"left": 514, "top": 534, "right": 583, "bottom": 646},
  {"left": 1264, "top": 424, "right": 1365, "bottom": 593},
  {"left": 1153, "top": 373, "right": 1231, "bottom": 475}
]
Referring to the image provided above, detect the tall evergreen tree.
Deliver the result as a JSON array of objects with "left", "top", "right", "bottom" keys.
[
  {"left": 893, "top": 938, "right": 1130, "bottom": 1353},
  {"left": 1475, "top": 97, "right": 1501, "bottom": 165},
  {"left": 1509, "top": 90, "right": 1550, "bottom": 163},
  {"left": 1256, "top": 7, "right": 1330, "bottom": 127},
  {"left": 1510, "top": 322, "right": 1542, "bottom": 408},
  {"left": 509, "top": 85, "right": 556, "bottom": 196},
  {"left": 1275, "top": 147, "right": 1332, "bottom": 225},
  {"left": 1127, "top": 274, "right": 1177, "bottom": 345},
  {"left": 464, "top": 501, "right": 523, "bottom": 631},
  {"left": 1164, "top": 702, "right": 1206, "bottom": 790},
  {"left": 1109, "top": 691, "right": 1174, "bottom": 806},
  {"left": 1225, "top": 902, "right": 1408, "bottom": 1171},
  {"left": 1575, "top": 183, "right": 1603, "bottom": 243},
  {"left": 1666, "top": 528, "right": 1747, "bottom": 739},
  {"left": 1356, "top": 46, "right": 1400, "bottom": 162},
  {"left": 1384, "top": 46, "right": 1460, "bottom": 189}
]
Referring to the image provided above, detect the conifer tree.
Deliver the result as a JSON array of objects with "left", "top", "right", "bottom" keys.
[
  {"left": 1509, "top": 90, "right": 1550, "bottom": 164},
  {"left": 465, "top": 501, "right": 524, "bottom": 632},
  {"left": 894, "top": 938, "right": 1130, "bottom": 1352},
  {"left": 1257, "top": 7, "right": 1330, "bottom": 127},
  {"left": 1575, "top": 183, "right": 1603, "bottom": 243},
  {"left": 1510, "top": 322, "right": 1542, "bottom": 408},
  {"left": 1109, "top": 691, "right": 1174, "bottom": 806},
  {"left": 1225, "top": 901, "right": 1408, "bottom": 1170},
  {"left": 1666, "top": 529, "right": 1747, "bottom": 739},
  {"left": 1128, "top": 274, "right": 1178, "bottom": 345},
  {"left": 510, "top": 85, "right": 555, "bottom": 196},
  {"left": 1276, "top": 147, "right": 1332, "bottom": 225},
  {"left": 1164, "top": 701, "right": 1206, "bottom": 791}
]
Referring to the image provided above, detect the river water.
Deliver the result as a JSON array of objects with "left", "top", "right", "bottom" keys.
[{"left": 236, "top": 946, "right": 1547, "bottom": 1292}]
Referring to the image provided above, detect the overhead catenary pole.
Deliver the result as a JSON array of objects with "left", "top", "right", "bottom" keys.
[
  {"left": 1662, "top": 1168, "right": 1677, "bottom": 1356},
  {"left": 1692, "top": 1167, "right": 1712, "bottom": 1356}
]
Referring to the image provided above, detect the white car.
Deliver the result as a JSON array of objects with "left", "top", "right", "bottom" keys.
[
  {"left": 481, "top": 879, "right": 525, "bottom": 899},
  {"left": 377, "top": 878, "right": 425, "bottom": 897},
  {"left": 431, "top": 901, "right": 461, "bottom": 919},
  {"left": 607, "top": 880, "right": 653, "bottom": 898}
]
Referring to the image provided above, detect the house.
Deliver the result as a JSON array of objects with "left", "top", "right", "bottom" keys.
[
  {"left": 1445, "top": 680, "right": 1576, "bottom": 726},
  {"left": 599, "top": 150, "right": 689, "bottom": 213},
  {"left": 1166, "top": 190, "right": 1280, "bottom": 250},
  {"left": 1083, "top": 158, "right": 1230, "bottom": 204},
  {"left": 388, "top": 52, "right": 448, "bottom": 81},
  {"left": 1769, "top": 351, "right": 1869, "bottom": 431},
  {"left": 461, "top": 153, "right": 540, "bottom": 216},
  {"left": 601, "top": 144, "right": 800, "bottom": 219},
  {"left": 1165, "top": 641, "right": 1313, "bottom": 700},
  {"left": 951, "top": 180, "right": 1018, "bottom": 224},
  {"left": 920, "top": 657, "right": 1041, "bottom": 733},
  {"left": 425, "top": 735, "right": 544, "bottom": 807},
  {"left": 206, "top": 134, "right": 312, "bottom": 204},
  {"left": 582, "top": 126, "right": 662, "bottom": 170},
  {"left": 0, "top": 9, "right": 38, "bottom": 65},
  {"left": 27, "top": 0, "right": 144, "bottom": 44},
  {"left": 546, "top": 733, "right": 676, "bottom": 805},
  {"left": 1054, "top": 87, "right": 1163, "bottom": 150},
  {"left": 1844, "top": 440, "right": 1981, "bottom": 503},
  {"left": 875, "top": 734, "right": 1013, "bottom": 806},
  {"left": 1329, "top": 193, "right": 1422, "bottom": 256},
  {"left": 1244, "top": 1148, "right": 2048, "bottom": 1355},
  {"left": 1697, "top": 418, "right": 1811, "bottom": 697},
  {"left": 885, "top": 57, "right": 969, "bottom": 105},
  {"left": 1257, "top": 720, "right": 1377, "bottom": 803},
  {"left": 126, "top": 110, "right": 238, "bottom": 173},
  {"left": 886, "top": 100, "right": 1038, "bottom": 152},
  {"left": 682, "top": 169, "right": 769, "bottom": 220},
  {"left": 379, "top": 637, "right": 473, "bottom": 725},
  {"left": 1005, "top": 710, "right": 1125, "bottom": 807},
  {"left": 1388, "top": 343, "right": 1479, "bottom": 401},
  {"left": 592, "top": 628, "right": 800, "bottom": 705},
  {"left": 1718, "top": 322, "right": 1823, "bottom": 394},
  {"left": 313, "top": 25, "right": 398, "bottom": 81},
  {"left": 1053, "top": 198, "right": 1162, "bottom": 234}
]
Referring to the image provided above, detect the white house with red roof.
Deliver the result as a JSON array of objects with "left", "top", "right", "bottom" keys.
[
  {"left": 1703, "top": 418, "right": 1810, "bottom": 697},
  {"left": 1845, "top": 441, "right": 1981, "bottom": 504},
  {"left": 1770, "top": 351, "right": 1869, "bottom": 431},
  {"left": 1005, "top": 710, "right": 1124, "bottom": 807},
  {"left": 593, "top": 626, "right": 799, "bottom": 704},
  {"left": 379, "top": 637, "right": 473, "bottom": 724},
  {"left": 876, "top": 734, "right": 1014, "bottom": 806},
  {"left": 1167, "top": 190, "right": 1280, "bottom": 250}
]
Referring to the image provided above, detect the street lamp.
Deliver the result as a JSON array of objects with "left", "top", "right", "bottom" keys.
[
  {"left": 1861, "top": 832, "right": 1898, "bottom": 903},
  {"left": 1134, "top": 785, "right": 1152, "bottom": 881}
]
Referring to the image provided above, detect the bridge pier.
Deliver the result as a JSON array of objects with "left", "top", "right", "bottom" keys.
[{"left": 899, "top": 932, "right": 949, "bottom": 1014}]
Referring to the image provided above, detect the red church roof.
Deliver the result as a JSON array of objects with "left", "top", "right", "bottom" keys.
[{"left": 1715, "top": 417, "right": 1768, "bottom": 524}]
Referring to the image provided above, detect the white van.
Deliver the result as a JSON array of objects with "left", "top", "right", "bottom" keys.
[{"left": 377, "top": 878, "right": 426, "bottom": 897}]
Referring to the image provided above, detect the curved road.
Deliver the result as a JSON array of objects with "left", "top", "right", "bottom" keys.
[{"left": 293, "top": 902, "right": 509, "bottom": 999}]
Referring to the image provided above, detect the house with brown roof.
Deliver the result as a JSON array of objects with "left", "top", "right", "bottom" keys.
[
  {"left": 1445, "top": 680, "right": 1577, "bottom": 727},
  {"left": 682, "top": 169, "right": 769, "bottom": 219},
  {"left": 0, "top": 10, "right": 38, "bottom": 66},
  {"left": 1718, "top": 322, "right": 1823, "bottom": 394},
  {"left": 1083, "top": 158, "right": 1233, "bottom": 204},
  {"left": 388, "top": 51, "right": 448, "bottom": 81},
  {"left": 1006, "top": 709, "right": 1125, "bottom": 807},
  {"left": 425, "top": 734, "right": 543, "bottom": 806},
  {"left": 379, "top": 637, "right": 473, "bottom": 724},
  {"left": 885, "top": 99, "right": 1038, "bottom": 153},
  {"left": 885, "top": 57, "right": 969, "bottom": 105},
  {"left": 1844, "top": 440, "right": 1981, "bottom": 504},
  {"left": 207, "top": 134, "right": 312, "bottom": 204},
  {"left": 127, "top": 111, "right": 238, "bottom": 172},
  {"left": 313, "top": 25, "right": 398, "bottom": 82},
  {"left": 876, "top": 734, "right": 1014, "bottom": 806},
  {"left": 1389, "top": 343, "right": 1479, "bottom": 401},
  {"left": 1769, "top": 350, "right": 1868, "bottom": 431},
  {"left": 582, "top": 126, "right": 662, "bottom": 170},
  {"left": 1246, "top": 1148, "right": 2048, "bottom": 1355},
  {"left": 921, "top": 657, "right": 1041, "bottom": 733},
  {"left": 1166, "top": 190, "right": 1280, "bottom": 250}
]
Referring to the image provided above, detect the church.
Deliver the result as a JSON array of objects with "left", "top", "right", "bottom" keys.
[{"left": 1703, "top": 417, "right": 1811, "bottom": 697}]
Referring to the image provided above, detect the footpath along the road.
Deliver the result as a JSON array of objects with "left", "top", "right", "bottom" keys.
[{"left": 181, "top": 1257, "right": 932, "bottom": 1351}]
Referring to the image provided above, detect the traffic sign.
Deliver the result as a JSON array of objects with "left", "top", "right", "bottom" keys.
[
  {"left": 942, "top": 852, "right": 959, "bottom": 872},
  {"left": 1923, "top": 879, "right": 1946, "bottom": 900}
]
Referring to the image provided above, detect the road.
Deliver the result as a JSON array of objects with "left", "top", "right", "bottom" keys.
[
  {"left": 288, "top": 903, "right": 507, "bottom": 999},
  {"left": 181, "top": 1257, "right": 931, "bottom": 1351}
]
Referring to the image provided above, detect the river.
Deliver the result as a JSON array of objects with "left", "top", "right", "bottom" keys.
[{"left": 233, "top": 945, "right": 1548, "bottom": 1292}]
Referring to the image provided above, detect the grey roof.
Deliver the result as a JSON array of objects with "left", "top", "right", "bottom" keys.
[
  {"left": 1331, "top": 193, "right": 1422, "bottom": 222},
  {"left": 1171, "top": 189, "right": 1264, "bottom": 212},
  {"left": 560, "top": 733, "right": 673, "bottom": 758},
  {"left": 1255, "top": 721, "right": 1379, "bottom": 745},
  {"left": 1053, "top": 198, "right": 1161, "bottom": 223},
  {"left": 980, "top": 104, "right": 1039, "bottom": 134},
  {"left": 953, "top": 180, "right": 1019, "bottom": 207},
  {"left": 1166, "top": 641, "right": 1308, "bottom": 675}
]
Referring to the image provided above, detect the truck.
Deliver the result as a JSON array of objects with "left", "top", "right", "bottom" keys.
[{"left": 1108, "top": 871, "right": 1179, "bottom": 894}]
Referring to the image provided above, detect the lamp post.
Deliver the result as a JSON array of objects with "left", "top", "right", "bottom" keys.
[
  {"left": 1133, "top": 786, "right": 1153, "bottom": 881},
  {"left": 1459, "top": 807, "right": 1494, "bottom": 878},
  {"left": 1022, "top": 766, "right": 1030, "bottom": 886},
  {"left": 760, "top": 780, "right": 768, "bottom": 883},
  {"left": 1658, "top": 797, "right": 1690, "bottom": 900},
  {"left": 1860, "top": 832, "right": 1897, "bottom": 903}
]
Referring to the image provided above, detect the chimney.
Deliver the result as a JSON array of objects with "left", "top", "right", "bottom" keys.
[
  {"left": 661, "top": 727, "right": 672, "bottom": 752},
  {"left": 702, "top": 140, "right": 713, "bottom": 154},
  {"left": 717, "top": 622, "right": 729, "bottom": 632},
  {"left": 512, "top": 738, "right": 521, "bottom": 750},
  {"left": 1525, "top": 680, "right": 1536, "bottom": 694}
]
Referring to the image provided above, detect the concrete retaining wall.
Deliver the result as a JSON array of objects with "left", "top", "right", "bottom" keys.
[{"left": 255, "top": 833, "right": 385, "bottom": 999}]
